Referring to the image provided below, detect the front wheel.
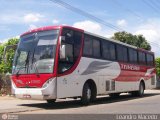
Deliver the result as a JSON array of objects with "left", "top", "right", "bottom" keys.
[{"left": 81, "top": 83, "right": 92, "bottom": 105}]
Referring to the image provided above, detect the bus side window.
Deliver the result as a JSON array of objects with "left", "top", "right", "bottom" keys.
[
  {"left": 83, "top": 35, "right": 93, "bottom": 56},
  {"left": 93, "top": 39, "right": 101, "bottom": 58},
  {"left": 129, "top": 48, "right": 138, "bottom": 64},
  {"left": 138, "top": 51, "right": 146, "bottom": 65},
  {"left": 74, "top": 31, "right": 82, "bottom": 60},
  {"left": 102, "top": 41, "right": 116, "bottom": 60},
  {"left": 147, "top": 54, "right": 154, "bottom": 66},
  {"left": 109, "top": 43, "right": 116, "bottom": 60},
  {"left": 117, "top": 45, "right": 128, "bottom": 62}
]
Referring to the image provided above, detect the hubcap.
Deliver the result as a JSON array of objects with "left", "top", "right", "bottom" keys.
[
  {"left": 140, "top": 84, "right": 144, "bottom": 95},
  {"left": 87, "top": 88, "right": 91, "bottom": 100}
]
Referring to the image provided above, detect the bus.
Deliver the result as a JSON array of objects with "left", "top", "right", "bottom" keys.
[{"left": 11, "top": 25, "right": 156, "bottom": 105}]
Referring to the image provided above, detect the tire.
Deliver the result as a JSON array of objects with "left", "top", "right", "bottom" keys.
[
  {"left": 81, "top": 83, "right": 92, "bottom": 105},
  {"left": 109, "top": 93, "right": 120, "bottom": 98},
  {"left": 46, "top": 99, "right": 56, "bottom": 104},
  {"left": 91, "top": 91, "right": 97, "bottom": 102},
  {"left": 131, "top": 82, "right": 145, "bottom": 97}
]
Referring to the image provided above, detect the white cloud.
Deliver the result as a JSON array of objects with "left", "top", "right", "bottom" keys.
[
  {"left": 134, "top": 19, "right": 160, "bottom": 57},
  {"left": 24, "top": 13, "right": 44, "bottom": 23},
  {"left": 1, "top": 38, "right": 9, "bottom": 43},
  {"left": 0, "top": 13, "right": 45, "bottom": 25},
  {"left": 135, "top": 29, "right": 159, "bottom": 43},
  {"left": 117, "top": 19, "right": 127, "bottom": 27},
  {"left": 0, "top": 14, "right": 22, "bottom": 24},
  {"left": 72, "top": 19, "right": 160, "bottom": 57},
  {"left": 28, "top": 24, "right": 37, "bottom": 30},
  {"left": 52, "top": 19, "right": 59, "bottom": 24},
  {"left": 73, "top": 20, "right": 116, "bottom": 38},
  {"left": 73, "top": 20, "right": 101, "bottom": 33}
]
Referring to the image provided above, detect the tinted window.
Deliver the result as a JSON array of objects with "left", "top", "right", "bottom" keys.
[
  {"left": 83, "top": 35, "right": 92, "bottom": 56},
  {"left": 74, "top": 31, "right": 82, "bottom": 59},
  {"left": 129, "top": 48, "right": 138, "bottom": 64},
  {"left": 61, "top": 29, "right": 74, "bottom": 44},
  {"left": 147, "top": 54, "right": 154, "bottom": 66},
  {"left": 93, "top": 39, "right": 101, "bottom": 58},
  {"left": 138, "top": 51, "right": 146, "bottom": 65},
  {"left": 102, "top": 41, "right": 109, "bottom": 59},
  {"left": 102, "top": 41, "right": 116, "bottom": 60},
  {"left": 109, "top": 43, "right": 116, "bottom": 60},
  {"left": 117, "top": 45, "right": 128, "bottom": 62}
]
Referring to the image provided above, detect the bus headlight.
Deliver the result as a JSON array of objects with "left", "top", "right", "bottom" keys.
[{"left": 42, "top": 78, "right": 54, "bottom": 88}]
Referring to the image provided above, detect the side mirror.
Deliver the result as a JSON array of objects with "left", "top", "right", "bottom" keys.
[
  {"left": 60, "top": 36, "right": 66, "bottom": 42},
  {"left": 59, "top": 35, "right": 73, "bottom": 61},
  {"left": 60, "top": 44, "right": 66, "bottom": 59},
  {"left": 59, "top": 36, "right": 66, "bottom": 59}
]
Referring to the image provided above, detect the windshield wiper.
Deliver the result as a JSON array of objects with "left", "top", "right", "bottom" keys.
[
  {"left": 16, "top": 63, "right": 40, "bottom": 77},
  {"left": 16, "top": 66, "right": 27, "bottom": 77},
  {"left": 31, "top": 47, "right": 40, "bottom": 77}
]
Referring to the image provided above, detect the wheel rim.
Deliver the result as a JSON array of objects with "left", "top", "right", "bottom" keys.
[
  {"left": 140, "top": 84, "right": 144, "bottom": 95},
  {"left": 87, "top": 88, "right": 91, "bottom": 100}
]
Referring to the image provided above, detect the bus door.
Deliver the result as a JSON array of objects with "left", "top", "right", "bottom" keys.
[{"left": 57, "top": 28, "right": 83, "bottom": 98}]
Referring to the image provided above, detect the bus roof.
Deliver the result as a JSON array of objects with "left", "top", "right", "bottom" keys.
[
  {"left": 20, "top": 25, "right": 84, "bottom": 37},
  {"left": 20, "top": 25, "right": 154, "bottom": 55},
  {"left": 20, "top": 26, "right": 61, "bottom": 37}
]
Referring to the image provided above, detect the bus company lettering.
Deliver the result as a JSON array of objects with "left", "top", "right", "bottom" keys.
[{"left": 120, "top": 64, "right": 140, "bottom": 71}]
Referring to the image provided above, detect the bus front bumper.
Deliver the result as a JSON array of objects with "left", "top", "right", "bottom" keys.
[{"left": 11, "top": 78, "right": 57, "bottom": 100}]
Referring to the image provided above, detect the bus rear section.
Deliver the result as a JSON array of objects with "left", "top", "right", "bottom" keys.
[{"left": 11, "top": 25, "right": 156, "bottom": 105}]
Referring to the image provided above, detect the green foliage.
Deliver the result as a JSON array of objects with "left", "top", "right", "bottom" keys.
[
  {"left": 4, "top": 37, "right": 19, "bottom": 46},
  {"left": 0, "top": 45, "right": 4, "bottom": 63},
  {"left": 156, "top": 58, "right": 160, "bottom": 77},
  {"left": 111, "top": 31, "right": 151, "bottom": 50},
  {"left": 0, "top": 38, "right": 19, "bottom": 74}
]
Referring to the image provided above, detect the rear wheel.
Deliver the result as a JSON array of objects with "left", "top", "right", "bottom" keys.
[
  {"left": 46, "top": 99, "right": 56, "bottom": 104},
  {"left": 131, "top": 82, "right": 145, "bottom": 97},
  {"left": 81, "top": 83, "right": 92, "bottom": 105}
]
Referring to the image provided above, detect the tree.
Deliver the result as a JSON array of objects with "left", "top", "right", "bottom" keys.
[
  {"left": 111, "top": 31, "right": 151, "bottom": 50},
  {"left": 156, "top": 58, "right": 160, "bottom": 77},
  {"left": 0, "top": 45, "right": 4, "bottom": 63},
  {"left": 0, "top": 38, "right": 19, "bottom": 73}
]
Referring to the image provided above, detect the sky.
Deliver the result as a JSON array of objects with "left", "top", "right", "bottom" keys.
[{"left": 0, "top": 0, "right": 160, "bottom": 57}]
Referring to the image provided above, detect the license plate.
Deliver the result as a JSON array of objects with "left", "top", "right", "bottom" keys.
[{"left": 23, "top": 94, "right": 31, "bottom": 98}]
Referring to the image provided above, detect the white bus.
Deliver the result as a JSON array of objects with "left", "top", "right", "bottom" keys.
[{"left": 11, "top": 26, "right": 156, "bottom": 105}]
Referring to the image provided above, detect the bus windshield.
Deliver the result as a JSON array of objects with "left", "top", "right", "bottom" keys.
[{"left": 12, "top": 29, "right": 59, "bottom": 75}]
